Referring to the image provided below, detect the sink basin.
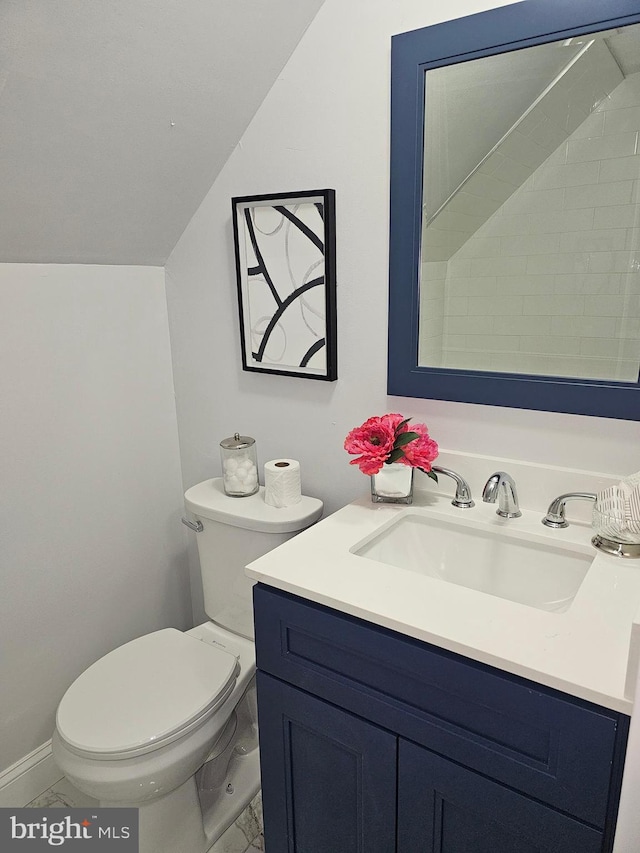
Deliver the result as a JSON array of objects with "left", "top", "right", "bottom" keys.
[{"left": 351, "top": 512, "right": 594, "bottom": 613}]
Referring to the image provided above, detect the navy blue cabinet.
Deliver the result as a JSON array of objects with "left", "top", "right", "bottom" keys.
[{"left": 254, "top": 584, "right": 629, "bottom": 852}]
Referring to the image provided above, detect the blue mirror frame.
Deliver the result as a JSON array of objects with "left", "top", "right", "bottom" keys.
[{"left": 388, "top": 0, "right": 640, "bottom": 420}]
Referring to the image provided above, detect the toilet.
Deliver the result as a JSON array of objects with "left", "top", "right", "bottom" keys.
[{"left": 52, "top": 477, "right": 323, "bottom": 853}]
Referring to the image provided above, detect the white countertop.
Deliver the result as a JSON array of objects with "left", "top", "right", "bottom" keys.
[{"left": 246, "top": 490, "right": 640, "bottom": 715}]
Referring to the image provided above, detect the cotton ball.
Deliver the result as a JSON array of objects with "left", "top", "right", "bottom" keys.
[{"left": 224, "top": 458, "right": 239, "bottom": 472}]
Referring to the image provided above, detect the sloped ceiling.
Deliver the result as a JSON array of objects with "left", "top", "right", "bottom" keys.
[{"left": 0, "top": 0, "right": 325, "bottom": 265}]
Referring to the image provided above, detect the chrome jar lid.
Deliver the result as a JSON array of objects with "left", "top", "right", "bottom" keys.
[{"left": 220, "top": 433, "right": 255, "bottom": 450}]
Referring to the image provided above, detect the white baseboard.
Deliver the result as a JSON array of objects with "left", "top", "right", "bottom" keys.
[{"left": 0, "top": 741, "right": 63, "bottom": 807}]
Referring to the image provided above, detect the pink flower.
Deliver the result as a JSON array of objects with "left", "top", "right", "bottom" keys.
[
  {"left": 344, "top": 416, "right": 396, "bottom": 475},
  {"left": 400, "top": 431, "right": 439, "bottom": 472},
  {"left": 349, "top": 454, "right": 387, "bottom": 476},
  {"left": 344, "top": 413, "right": 439, "bottom": 477},
  {"left": 380, "top": 413, "right": 407, "bottom": 433}
]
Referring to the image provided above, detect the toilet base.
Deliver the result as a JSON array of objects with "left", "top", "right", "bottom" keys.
[
  {"left": 200, "top": 747, "right": 261, "bottom": 846},
  {"left": 98, "top": 743, "right": 260, "bottom": 853},
  {"left": 105, "top": 775, "right": 206, "bottom": 853}
]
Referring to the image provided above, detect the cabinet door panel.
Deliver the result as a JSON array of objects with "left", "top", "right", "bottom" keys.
[
  {"left": 257, "top": 672, "right": 397, "bottom": 853},
  {"left": 398, "top": 739, "right": 604, "bottom": 853}
]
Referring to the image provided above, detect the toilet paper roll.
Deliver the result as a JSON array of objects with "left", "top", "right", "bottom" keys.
[{"left": 264, "top": 459, "right": 302, "bottom": 507}]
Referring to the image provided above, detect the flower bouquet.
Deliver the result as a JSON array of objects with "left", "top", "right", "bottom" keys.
[{"left": 344, "top": 413, "right": 439, "bottom": 504}]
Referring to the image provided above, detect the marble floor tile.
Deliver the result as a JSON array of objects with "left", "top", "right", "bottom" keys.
[
  {"left": 245, "top": 834, "right": 264, "bottom": 852},
  {"left": 46, "top": 776, "right": 99, "bottom": 808},
  {"left": 233, "top": 795, "right": 262, "bottom": 845},
  {"left": 209, "top": 792, "right": 263, "bottom": 853},
  {"left": 25, "top": 789, "right": 69, "bottom": 809},
  {"left": 27, "top": 778, "right": 261, "bottom": 853},
  {"left": 26, "top": 777, "right": 97, "bottom": 809},
  {"left": 209, "top": 821, "right": 255, "bottom": 853}
]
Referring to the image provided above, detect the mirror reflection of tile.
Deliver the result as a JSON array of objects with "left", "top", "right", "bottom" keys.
[{"left": 420, "top": 24, "right": 640, "bottom": 382}]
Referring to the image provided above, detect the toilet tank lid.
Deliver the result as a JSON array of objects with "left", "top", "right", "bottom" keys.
[{"left": 184, "top": 478, "right": 323, "bottom": 534}]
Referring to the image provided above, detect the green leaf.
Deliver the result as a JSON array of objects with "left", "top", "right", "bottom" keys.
[
  {"left": 387, "top": 448, "right": 406, "bottom": 464},
  {"left": 394, "top": 430, "right": 420, "bottom": 448},
  {"left": 418, "top": 468, "right": 438, "bottom": 482},
  {"left": 395, "top": 418, "right": 411, "bottom": 434}
]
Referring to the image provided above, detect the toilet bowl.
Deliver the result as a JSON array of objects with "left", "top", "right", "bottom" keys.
[{"left": 52, "top": 478, "right": 322, "bottom": 853}]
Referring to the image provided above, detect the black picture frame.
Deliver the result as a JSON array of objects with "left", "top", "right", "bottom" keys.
[{"left": 232, "top": 189, "right": 337, "bottom": 381}]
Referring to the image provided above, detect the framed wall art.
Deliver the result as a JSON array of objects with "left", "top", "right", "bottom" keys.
[{"left": 232, "top": 189, "right": 337, "bottom": 381}]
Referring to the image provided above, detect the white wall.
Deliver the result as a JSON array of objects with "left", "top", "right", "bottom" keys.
[
  {"left": 165, "top": 0, "right": 640, "bottom": 616},
  {"left": 0, "top": 264, "right": 191, "bottom": 773}
]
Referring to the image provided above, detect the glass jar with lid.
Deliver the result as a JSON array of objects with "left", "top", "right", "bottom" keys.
[{"left": 220, "top": 433, "right": 259, "bottom": 497}]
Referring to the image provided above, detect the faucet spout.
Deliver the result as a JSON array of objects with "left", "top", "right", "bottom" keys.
[
  {"left": 431, "top": 465, "right": 474, "bottom": 508},
  {"left": 482, "top": 471, "right": 521, "bottom": 518}
]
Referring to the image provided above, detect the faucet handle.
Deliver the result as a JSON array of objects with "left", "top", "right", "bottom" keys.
[
  {"left": 431, "top": 465, "right": 474, "bottom": 509},
  {"left": 542, "top": 492, "right": 596, "bottom": 528}
]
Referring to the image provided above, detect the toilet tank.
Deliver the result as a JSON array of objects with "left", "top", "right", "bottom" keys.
[{"left": 184, "top": 478, "right": 323, "bottom": 639}]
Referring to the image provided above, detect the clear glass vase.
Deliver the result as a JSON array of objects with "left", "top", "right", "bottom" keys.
[{"left": 370, "top": 463, "right": 414, "bottom": 504}]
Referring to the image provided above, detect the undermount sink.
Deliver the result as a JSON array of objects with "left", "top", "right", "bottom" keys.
[{"left": 351, "top": 511, "right": 594, "bottom": 613}]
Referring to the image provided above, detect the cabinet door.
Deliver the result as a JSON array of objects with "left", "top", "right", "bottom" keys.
[
  {"left": 257, "top": 672, "right": 397, "bottom": 853},
  {"left": 398, "top": 739, "right": 604, "bottom": 853}
]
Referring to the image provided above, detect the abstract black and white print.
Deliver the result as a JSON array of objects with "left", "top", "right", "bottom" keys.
[{"left": 232, "top": 190, "right": 337, "bottom": 380}]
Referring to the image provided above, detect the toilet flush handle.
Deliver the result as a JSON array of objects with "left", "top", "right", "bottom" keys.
[{"left": 181, "top": 517, "right": 203, "bottom": 533}]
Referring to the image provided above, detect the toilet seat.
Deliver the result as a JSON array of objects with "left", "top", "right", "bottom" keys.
[{"left": 56, "top": 629, "right": 239, "bottom": 760}]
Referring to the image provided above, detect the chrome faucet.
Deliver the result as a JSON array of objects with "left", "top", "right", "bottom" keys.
[
  {"left": 431, "top": 465, "right": 474, "bottom": 508},
  {"left": 542, "top": 492, "right": 596, "bottom": 528},
  {"left": 482, "top": 471, "right": 521, "bottom": 518}
]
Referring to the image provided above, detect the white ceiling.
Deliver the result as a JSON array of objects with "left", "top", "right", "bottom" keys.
[{"left": 0, "top": 0, "right": 325, "bottom": 265}]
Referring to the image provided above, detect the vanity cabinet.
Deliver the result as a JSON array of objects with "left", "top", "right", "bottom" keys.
[{"left": 253, "top": 584, "right": 629, "bottom": 853}]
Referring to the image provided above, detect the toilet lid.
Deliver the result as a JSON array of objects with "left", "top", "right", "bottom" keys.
[{"left": 56, "top": 629, "right": 239, "bottom": 758}]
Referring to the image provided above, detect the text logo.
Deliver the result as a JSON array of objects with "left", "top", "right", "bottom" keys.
[{"left": 0, "top": 809, "right": 138, "bottom": 851}]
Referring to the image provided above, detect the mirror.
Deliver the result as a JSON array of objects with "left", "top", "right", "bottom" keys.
[{"left": 388, "top": 0, "right": 640, "bottom": 419}]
